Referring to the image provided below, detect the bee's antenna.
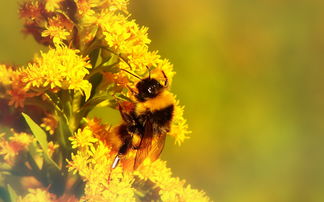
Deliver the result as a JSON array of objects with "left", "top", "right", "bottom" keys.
[
  {"left": 100, "top": 47, "right": 133, "bottom": 70},
  {"left": 126, "top": 85, "right": 137, "bottom": 95},
  {"left": 120, "top": 68, "right": 141, "bottom": 80},
  {"left": 146, "top": 66, "right": 151, "bottom": 79},
  {"left": 162, "top": 70, "right": 168, "bottom": 87}
]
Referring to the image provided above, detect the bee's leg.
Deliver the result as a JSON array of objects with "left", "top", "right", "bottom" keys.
[
  {"left": 112, "top": 135, "right": 132, "bottom": 169},
  {"left": 132, "top": 145, "right": 140, "bottom": 150},
  {"left": 126, "top": 85, "right": 137, "bottom": 96},
  {"left": 112, "top": 155, "right": 120, "bottom": 169},
  {"left": 130, "top": 133, "right": 142, "bottom": 150},
  {"left": 118, "top": 104, "right": 134, "bottom": 124}
]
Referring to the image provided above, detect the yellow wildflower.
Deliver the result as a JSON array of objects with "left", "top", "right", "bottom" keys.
[
  {"left": 67, "top": 150, "right": 90, "bottom": 176},
  {"left": 0, "top": 64, "right": 14, "bottom": 86},
  {"left": 74, "top": 0, "right": 93, "bottom": 16},
  {"left": 0, "top": 131, "right": 34, "bottom": 165},
  {"left": 75, "top": 0, "right": 128, "bottom": 15},
  {"left": 19, "top": 0, "right": 44, "bottom": 22},
  {"left": 17, "top": 188, "right": 78, "bottom": 202},
  {"left": 81, "top": 144, "right": 135, "bottom": 202},
  {"left": 41, "top": 113, "right": 58, "bottom": 135},
  {"left": 0, "top": 139, "right": 16, "bottom": 165},
  {"left": 9, "top": 131, "right": 34, "bottom": 148},
  {"left": 41, "top": 25, "right": 70, "bottom": 44},
  {"left": 17, "top": 188, "right": 56, "bottom": 202},
  {"left": 47, "top": 141, "right": 59, "bottom": 157},
  {"left": 153, "top": 58, "right": 176, "bottom": 86},
  {"left": 100, "top": 13, "right": 159, "bottom": 75},
  {"left": 135, "top": 159, "right": 210, "bottom": 202},
  {"left": 86, "top": 118, "right": 111, "bottom": 144},
  {"left": 45, "top": 0, "right": 63, "bottom": 12},
  {"left": 0, "top": 66, "right": 36, "bottom": 108},
  {"left": 67, "top": 125, "right": 135, "bottom": 201},
  {"left": 22, "top": 44, "right": 92, "bottom": 96},
  {"left": 69, "top": 127, "right": 98, "bottom": 150},
  {"left": 170, "top": 99, "right": 191, "bottom": 145}
]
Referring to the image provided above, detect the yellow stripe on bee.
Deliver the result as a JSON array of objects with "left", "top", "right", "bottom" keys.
[{"left": 135, "top": 91, "right": 175, "bottom": 114}]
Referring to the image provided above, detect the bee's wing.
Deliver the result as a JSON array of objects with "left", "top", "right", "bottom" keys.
[
  {"left": 134, "top": 121, "right": 166, "bottom": 170},
  {"left": 149, "top": 130, "right": 166, "bottom": 161}
]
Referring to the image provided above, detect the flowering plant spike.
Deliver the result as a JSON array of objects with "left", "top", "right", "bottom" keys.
[{"left": 0, "top": 0, "right": 210, "bottom": 201}]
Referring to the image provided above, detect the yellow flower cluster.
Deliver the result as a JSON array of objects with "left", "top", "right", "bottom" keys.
[
  {"left": 23, "top": 45, "right": 92, "bottom": 96},
  {"left": 67, "top": 119, "right": 209, "bottom": 201},
  {"left": 17, "top": 188, "right": 78, "bottom": 202},
  {"left": 40, "top": 114, "right": 58, "bottom": 135},
  {"left": 98, "top": 10, "right": 176, "bottom": 84},
  {"left": 170, "top": 99, "right": 191, "bottom": 145},
  {"left": 17, "top": 188, "right": 56, "bottom": 202},
  {"left": 135, "top": 160, "right": 210, "bottom": 202},
  {"left": 0, "top": 64, "right": 14, "bottom": 86},
  {"left": 0, "top": 45, "right": 91, "bottom": 108},
  {"left": 68, "top": 125, "right": 135, "bottom": 201},
  {"left": 0, "top": 131, "right": 34, "bottom": 165}
]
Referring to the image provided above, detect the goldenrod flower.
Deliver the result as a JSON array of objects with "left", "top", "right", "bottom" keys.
[
  {"left": 19, "top": 0, "right": 44, "bottom": 22},
  {"left": 41, "top": 113, "right": 58, "bottom": 135},
  {"left": 0, "top": 64, "right": 14, "bottom": 86},
  {"left": 44, "top": 0, "right": 63, "bottom": 12},
  {"left": 66, "top": 118, "right": 209, "bottom": 201},
  {"left": 47, "top": 141, "right": 59, "bottom": 157},
  {"left": 41, "top": 25, "right": 70, "bottom": 44},
  {"left": 86, "top": 118, "right": 111, "bottom": 143},
  {"left": 0, "top": 131, "right": 34, "bottom": 165},
  {"left": 17, "top": 188, "right": 78, "bottom": 202},
  {"left": 135, "top": 159, "right": 210, "bottom": 202},
  {"left": 23, "top": 44, "right": 92, "bottom": 96},
  {"left": 67, "top": 126, "right": 135, "bottom": 201},
  {"left": 170, "top": 99, "right": 191, "bottom": 145},
  {"left": 9, "top": 131, "right": 34, "bottom": 147},
  {"left": 17, "top": 188, "right": 56, "bottom": 202},
  {"left": 69, "top": 127, "right": 98, "bottom": 150}
]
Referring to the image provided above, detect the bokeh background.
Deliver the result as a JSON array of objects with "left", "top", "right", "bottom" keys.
[{"left": 1, "top": 0, "right": 324, "bottom": 201}]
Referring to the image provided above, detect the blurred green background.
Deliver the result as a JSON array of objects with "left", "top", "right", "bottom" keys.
[{"left": 1, "top": 0, "right": 324, "bottom": 201}]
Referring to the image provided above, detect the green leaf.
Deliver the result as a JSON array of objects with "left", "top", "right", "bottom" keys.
[
  {"left": 57, "top": 116, "right": 72, "bottom": 150},
  {"left": 7, "top": 184, "right": 17, "bottom": 202},
  {"left": 95, "top": 48, "right": 103, "bottom": 67},
  {"left": 27, "top": 143, "right": 42, "bottom": 170},
  {"left": 89, "top": 47, "right": 101, "bottom": 68},
  {"left": 22, "top": 113, "right": 48, "bottom": 152},
  {"left": 22, "top": 113, "right": 60, "bottom": 170},
  {"left": 80, "top": 94, "right": 113, "bottom": 117},
  {"left": 0, "top": 187, "right": 10, "bottom": 202},
  {"left": 83, "top": 84, "right": 92, "bottom": 101}
]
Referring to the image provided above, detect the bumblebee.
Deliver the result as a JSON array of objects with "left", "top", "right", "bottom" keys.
[{"left": 111, "top": 71, "right": 175, "bottom": 170}]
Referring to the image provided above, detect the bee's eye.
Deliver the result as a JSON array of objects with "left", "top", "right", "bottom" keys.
[{"left": 147, "top": 87, "right": 153, "bottom": 94}]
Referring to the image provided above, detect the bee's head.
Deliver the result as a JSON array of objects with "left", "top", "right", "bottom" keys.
[{"left": 135, "top": 78, "right": 164, "bottom": 102}]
